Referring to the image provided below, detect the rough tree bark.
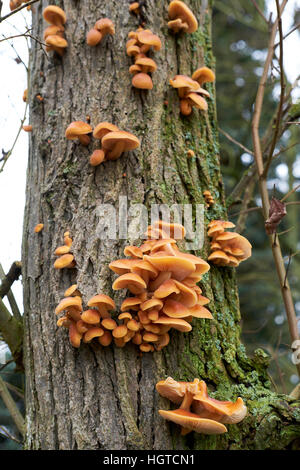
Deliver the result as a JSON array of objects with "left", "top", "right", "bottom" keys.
[{"left": 22, "top": 0, "right": 300, "bottom": 450}]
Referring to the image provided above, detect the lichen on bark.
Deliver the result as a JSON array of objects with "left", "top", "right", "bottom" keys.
[{"left": 22, "top": 0, "right": 300, "bottom": 450}]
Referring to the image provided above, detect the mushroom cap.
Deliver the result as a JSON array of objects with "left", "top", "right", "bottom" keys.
[
  {"left": 167, "top": 18, "right": 189, "bottom": 33},
  {"left": 154, "top": 315, "right": 192, "bottom": 332},
  {"left": 158, "top": 409, "right": 227, "bottom": 434},
  {"left": 64, "top": 284, "right": 81, "bottom": 297},
  {"left": 169, "top": 75, "right": 200, "bottom": 92},
  {"left": 207, "top": 250, "right": 230, "bottom": 264},
  {"left": 188, "top": 304, "right": 213, "bottom": 319},
  {"left": 34, "top": 223, "right": 44, "bottom": 233},
  {"left": 45, "top": 35, "right": 68, "bottom": 49},
  {"left": 81, "top": 309, "right": 101, "bottom": 325},
  {"left": 140, "top": 298, "right": 163, "bottom": 312},
  {"left": 93, "top": 122, "right": 119, "bottom": 140},
  {"left": 101, "top": 131, "right": 140, "bottom": 159},
  {"left": 121, "top": 297, "right": 143, "bottom": 311},
  {"left": 155, "top": 333, "right": 170, "bottom": 351},
  {"left": 112, "top": 325, "right": 128, "bottom": 338},
  {"left": 132, "top": 73, "right": 153, "bottom": 90},
  {"left": 86, "top": 28, "right": 102, "bottom": 46},
  {"left": 127, "top": 319, "right": 140, "bottom": 332},
  {"left": 55, "top": 296, "right": 82, "bottom": 315},
  {"left": 109, "top": 259, "right": 138, "bottom": 275},
  {"left": 162, "top": 299, "right": 190, "bottom": 318},
  {"left": 137, "top": 30, "right": 162, "bottom": 51},
  {"left": 43, "top": 6, "right": 67, "bottom": 26},
  {"left": 87, "top": 294, "right": 116, "bottom": 312},
  {"left": 54, "top": 245, "right": 70, "bottom": 256},
  {"left": 131, "top": 260, "right": 159, "bottom": 280},
  {"left": 156, "top": 376, "right": 187, "bottom": 403},
  {"left": 112, "top": 273, "right": 146, "bottom": 294},
  {"left": 124, "top": 245, "right": 143, "bottom": 258},
  {"left": 186, "top": 93, "right": 208, "bottom": 111},
  {"left": 65, "top": 121, "right": 92, "bottom": 140},
  {"left": 95, "top": 18, "right": 115, "bottom": 36},
  {"left": 99, "top": 330, "right": 113, "bottom": 347},
  {"left": 154, "top": 279, "right": 181, "bottom": 299},
  {"left": 152, "top": 220, "right": 186, "bottom": 240},
  {"left": 102, "top": 318, "right": 117, "bottom": 330},
  {"left": 90, "top": 149, "right": 105, "bottom": 166},
  {"left": 83, "top": 327, "right": 104, "bottom": 343},
  {"left": 168, "top": 1, "right": 198, "bottom": 33},
  {"left": 144, "top": 254, "right": 195, "bottom": 281},
  {"left": 135, "top": 57, "right": 157, "bottom": 73},
  {"left": 53, "top": 254, "right": 74, "bottom": 269},
  {"left": 193, "top": 386, "right": 247, "bottom": 424},
  {"left": 172, "top": 280, "right": 198, "bottom": 307},
  {"left": 192, "top": 67, "right": 215, "bottom": 85},
  {"left": 129, "top": 64, "right": 142, "bottom": 75},
  {"left": 44, "top": 25, "right": 65, "bottom": 40}
]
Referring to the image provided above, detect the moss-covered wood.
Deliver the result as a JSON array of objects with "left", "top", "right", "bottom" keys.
[{"left": 22, "top": 0, "right": 300, "bottom": 449}]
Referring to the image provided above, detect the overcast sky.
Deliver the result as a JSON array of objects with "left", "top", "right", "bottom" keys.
[{"left": 0, "top": 1, "right": 299, "bottom": 312}]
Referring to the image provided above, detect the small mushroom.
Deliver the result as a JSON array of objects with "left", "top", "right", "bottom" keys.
[
  {"left": 34, "top": 223, "right": 44, "bottom": 233},
  {"left": 43, "top": 6, "right": 66, "bottom": 26},
  {"left": 65, "top": 121, "right": 93, "bottom": 146}
]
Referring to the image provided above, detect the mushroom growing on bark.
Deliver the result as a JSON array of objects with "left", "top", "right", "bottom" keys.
[
  {"left": 43, "top": 6, "right": 68, "bottom": 56},
  {"left": 167, "top": 1, "right": 198, "bottom": 34},
  {"left": 65, "top": 121, "right": 93, "bottom": 146},
  {"left": 126, "top": 27, "right": 161, "bottom": 90},
  {"left": 156, "top": 377, "right": 247, "bottom": 434},
  {"left": 90, "top": 122, "right": 140, "bottom": 166},
  {"left": 169, "top": 71, "right": 212, "bottom": 115},
  {"left": 53, "top": 231, "right": 75, "bottom": 269},
  {"left": 207, "top": 220, "right": 252, "bottom": 267},
  {"left": 86, "top": 18, "right": 115, "bottom": 46}
]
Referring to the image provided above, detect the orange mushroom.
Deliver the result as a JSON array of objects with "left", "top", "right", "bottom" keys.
[
  {"left": 168, "top": 1, "right": 198, "bottom": 34},
  {"left": 86, "top": 18, "right": 115, "bottom": 46},
  {"left": 65, "top": 121, "right": 93, "bottom": 146}
]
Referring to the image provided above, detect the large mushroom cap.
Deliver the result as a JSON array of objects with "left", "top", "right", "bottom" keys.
[
  {"left": 193, "top": 394, "right": 247, "bottom": 424},
  {"left": 101, "top": 131, "right": 140, "bottom": 160},
  {"left": 65, "top": 121, "right": 93, "bottom": 140},
  {"left": 169, "top": 75, "right": 200, "bottom": 92},
  {"left": 159, "top": 409, "right": 227, "bottom": 434},
  {"left": 186, "top": 93, "right": 208, "bottom": 111},
  {"left": 144, "top": 254, "right": 195, "bottom": 281},
  {"left": 168, "top": 1, "right": 198, "bottom": 33},
  {"left": 112, "top": 273, "right": 146, "bottom": 294},
  {"left": 45, "top": 35, "right": 68, "bottom": 49},
  {"left": 43, "top": 6, "right": 67, "bottom": 26},
  {"left": 55, "top": 296, "right": 82, "bottom": 315},
  {"left": 135, "top": 57, "right": 157, "bottom": 74},
  {"left": 156, "top": 377, "right": 186, "bottom": 404}
]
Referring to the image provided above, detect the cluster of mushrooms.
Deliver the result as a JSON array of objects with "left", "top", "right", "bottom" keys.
[
  {"left": 156, "top": 377, "right": 247, "bottom": 434},
  {"left": 207, "top": 220, "right": 252, "bottom": 267},
  {"left": 64, "top": 121, "right": 140, "bottom": 166},
  {"left": 53, "top": 231, "right": 75, "bottom": 270},
  {"left": 203, "top": 190, "right": 215, "bottom": 209},
  {"left": 170, "top": 67, "right": 215, "bottom": 115},
  {"left": 55, "top": 220, "right": 213, "bottom": 352},
  {"left": 86, "top": 18, "right": 115, "bottom": 46},
  {"left": 126, "top": 27, "right": 162, "bottom": 90},
  {"left": 43, "top": 6, "right": 68, "bottom": 56}
]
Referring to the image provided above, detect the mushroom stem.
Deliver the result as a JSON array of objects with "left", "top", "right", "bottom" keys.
[
  {"left": 106, "top": 141, "right": 125, "bottom": 160},
  {"left": 78, "top": 134, "right": 91, "bottom": 146},
  {"left": 180, "top": 99, "right": 192, "bottom": 116}
]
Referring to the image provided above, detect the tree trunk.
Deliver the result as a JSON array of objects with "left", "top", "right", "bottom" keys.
[{"left": 22, "top": 0, "right": 300, "bottom": 450}]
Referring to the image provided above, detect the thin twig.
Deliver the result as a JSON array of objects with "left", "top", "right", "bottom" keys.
[
  {"left": 281, "top": 183, "right": 300, "bottom": 202},
  {"left": 263, "top": 0, "right": 286, "bottom": 178},
  {"left": 219, "top": 127, "right": 254, "bottom": 155},
  {"left": 0, "top": 262, "right": 22, "bottom": 301},
  {"left": 250, "top": 0, "right": 268, "bottom": 24},
  {"left": 0, "top": 375, "right": 25, "bottom": 436},
  {"left": 251, "top": 0, "right": 300, "bottom": 377},
  {"left": 0, "top": 0, "right": 40, "bottom": 24},
  {"left": 0, "top": 425, "right": 21, "bottom": 444},
  {"left": 274, "top": 22, "right": 300, "bottom": 48},
  {"left": 0, "top": 263, "right": 21, "bottom": 321}
]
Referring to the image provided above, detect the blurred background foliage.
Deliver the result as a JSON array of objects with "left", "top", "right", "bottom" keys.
[
  {"left": 1, "top": 0, "right": 300, "bottom": 450},
  {"left": 213, "top": 0, "right": 300, "bottom": 394}
]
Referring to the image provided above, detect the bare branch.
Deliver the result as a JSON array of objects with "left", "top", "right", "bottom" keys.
[
  {"left": 219, "top": 127, "right": 254, "bottom": 155},
  {"left": 0, "top": 263, "right": 21, "bottom": 321},
  {"left": 0, "top": 375, "right": 25, "bottom": 436},
  {"left": 250, "top": 0, "right": 268, "bottom": 24},
  {"left": 0, "top": 0, "right": 40, "bottom": 24},
  {"left": 0, "top": 262, "right": 22, "bottom": 301}
]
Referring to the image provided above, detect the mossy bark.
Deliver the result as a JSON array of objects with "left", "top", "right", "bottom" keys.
[{"left": 22, "top": 0, "right": 300, "bottom": 449}]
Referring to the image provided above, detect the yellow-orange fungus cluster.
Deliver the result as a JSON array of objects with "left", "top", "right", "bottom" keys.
[
  {"left": 55, "top": 220, "right": 213, "bottom": 352},
  {"left": 90, "top": 122, "right": 140, "bottom": 166},
  {"left": 126, "top": 27, "right": 162, "bottom": 90},
  {"left": 86, "top": 18, "right": 115, "bottom": 46},
  {"left": 170, "top": 66, "right": 215, "bottom": 115},
  {"left": 43, "top": 6, "right": 68, "bottom": 56},
  {"left": 53, "top": 231, "right": 75, "bottom": 269},
  {"left": 203, "top": 190, "right": 214, "bottom": 208},
  {"left": 207, "top": 220, "right": 252, "bottom": 267},
  {"left": 156, "top": 377, "right": 247, "bottom": 435},
  {"left": 168, "top": 1, "right": 198, "bottom": 34}
]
